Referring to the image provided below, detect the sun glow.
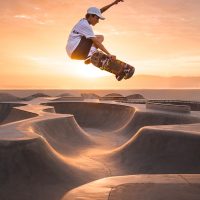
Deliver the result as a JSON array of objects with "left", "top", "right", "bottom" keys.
[
  {"left": 27, "top": 55, "right": 110, "bottom": 78},
  {"left": 69, "top": 61, "right": 111, "bottom": 78}
]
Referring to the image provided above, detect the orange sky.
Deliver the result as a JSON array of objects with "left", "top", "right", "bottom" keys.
[{"left": 0, "top": 0, "right": 200, "bottom": 89}]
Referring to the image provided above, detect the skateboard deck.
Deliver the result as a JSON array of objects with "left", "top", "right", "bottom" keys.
[{"left": 90, "top": 51, "right": 135, "bottom": 81}]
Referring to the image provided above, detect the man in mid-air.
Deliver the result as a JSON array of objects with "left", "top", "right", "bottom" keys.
[{"left": 66, "top": 0, "right": 124, "bottom": 64}]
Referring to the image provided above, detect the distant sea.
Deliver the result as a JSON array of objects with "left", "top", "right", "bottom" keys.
[{"left": 0, "top": 89, "right": 200, "bottom": 101}]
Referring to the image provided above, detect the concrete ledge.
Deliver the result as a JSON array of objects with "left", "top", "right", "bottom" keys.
[
  {"left": 146, "top": 102, "right": 191, "bottom": 113},
  {"left": 52, "top": 97, "right": 84, "bottom": 101},
  {"left": 62, "top": 174, "right": 200, "bottom": 200},
  {"left": 148, "top": 100, "right": 200, "bottom": 111}
]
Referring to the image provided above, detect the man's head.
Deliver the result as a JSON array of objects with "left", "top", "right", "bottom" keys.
[{"left": 86, "top": 7, "right": 105, "bottom": 26}]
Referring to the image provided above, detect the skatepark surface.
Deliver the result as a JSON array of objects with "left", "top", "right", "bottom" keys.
[{"left": 0, "top": 97, "right": 200, "bottom": 199}]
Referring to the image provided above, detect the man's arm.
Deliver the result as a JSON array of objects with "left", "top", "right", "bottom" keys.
[
  {"left": 100, "top": 0, "right": 124, "bottom": 13},
  {"left": 91, "top": 37, "right": 110, "bottom": 55},
  {"left": 91, "top": 37, "right": 116, "bottom": 60}
]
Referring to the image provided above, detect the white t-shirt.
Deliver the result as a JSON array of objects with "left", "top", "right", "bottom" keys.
[{"left": 66, "top": 18, "right": 95, "bottom": 57}]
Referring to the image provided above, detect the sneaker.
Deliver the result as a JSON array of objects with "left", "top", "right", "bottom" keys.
[{"left": 84, "top": 56, "right": 91, "bottom": 65}]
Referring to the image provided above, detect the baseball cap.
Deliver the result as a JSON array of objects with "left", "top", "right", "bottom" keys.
[{"left": 87, "top": 7, "right": 105, "bottom": 20}]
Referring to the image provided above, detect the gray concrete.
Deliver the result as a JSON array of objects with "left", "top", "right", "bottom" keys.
[
  {"left": 146, "top": 101, "right": 191, "bottom": 113},
  {"left": 0, "top": 98, "right": 200, "bottom": 199},
  {"left": 62, "top": 175, "right": 200, "bottom": 200}
]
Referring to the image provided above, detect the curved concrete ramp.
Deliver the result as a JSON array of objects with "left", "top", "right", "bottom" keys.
[
  {"left": 0, "top": 137, "right": 92, "bottom": 200},
  {"left": 45, "top": 102, "right": 135, "bottom": 131},
  {"left": 1, "top": 99, "right": 200, "bottom": 200},
  {"left": 45, "top": 102, "right": 200, "bottom": 137},
  {"left": 115, "top": 110, "right": 200, "bottom": 138},
  {"left": 0, "top": 103, "right": 37, "bottom": 125},
  {"left": 32, "top": 115, "right": 94, "bottom": 155},
  {"left": 109, "top": 125, "right": 200, "bottom": 174},
  {"left": 0, "top": 103, "right": 106, "bottom": 200},
  {"left": 62, "top": 174, "right": 200, "bottom": 200}
]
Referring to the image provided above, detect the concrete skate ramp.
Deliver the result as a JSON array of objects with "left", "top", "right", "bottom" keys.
[
  {"left": 116, "top": 110, "right": 200, "bottom": 137},
  {"left": 62, "top": 175, "right": 200, "bottom": 200},
  {"left": 0, "top": 103, "right": 37, "bottom": 125},
  {"left": 32, "top": 115, "right": 94, "bottom": 155},
  {"left": 45, "top": 102, "right": 135, "bottom": 131},
  {"left": 110, "top": 125, "right": 200, "bottom": 174},
  {"left": 0, "top": 137, "right": 93, "bottom": 200},
  {"left": 1, "top": 100, "right": 200, "bottom": 200},
  {"left": 0, "top": 104, "right": 100, "bottom": 200}
]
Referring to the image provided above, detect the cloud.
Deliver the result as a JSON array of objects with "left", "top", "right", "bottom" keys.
[
  {"left": 24, "top": 56, "right": 66, "bottom": 67},
  {"left": 14, "top": 15, "right": 32, "bottom": 20},
  {"left": 0, "top": 0, "right": 75, "bottom": 14},
  {"left": 13, "top": 14, "right": 54, "bottom": 25},
  {"left": 132, "top": 55, "right": 200, "bottom": 76},
  {"left": 118, "top": 0, "right": 200, "bottom": 39},
  {"left": 0, "top": 0, "right": 73, "bottom": 25}
]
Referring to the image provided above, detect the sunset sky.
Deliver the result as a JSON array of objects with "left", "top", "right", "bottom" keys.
[{"left": 1, "top": 0, "right": 200, "bottom": 89}]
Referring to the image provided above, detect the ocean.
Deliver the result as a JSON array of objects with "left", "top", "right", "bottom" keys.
[{"left": 0, "top": 89, "right": 200, "bottom": 101}]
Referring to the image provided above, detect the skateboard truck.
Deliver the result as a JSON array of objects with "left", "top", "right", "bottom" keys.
[
  {"left": 84, "top": 56, "right": 91, "bottom": 65},
  {"left": 115, "top": 67, "right": 125, "bottom": 81},
  {"left": 124, "top": 67, "right": 135, "bottom": 79}
]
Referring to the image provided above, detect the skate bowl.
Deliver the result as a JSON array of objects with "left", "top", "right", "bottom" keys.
[
  {"left": 1, "top": 100, "right": 200, "bottom": 200},
  {"left": 0, "top": 103, "right": 38, "bottom": 125},
  {"left": 44, "top": 102, "right": 135, "bottom": 131}
]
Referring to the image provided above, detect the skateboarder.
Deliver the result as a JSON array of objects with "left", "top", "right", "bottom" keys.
[{"left": 66, "top": 0, "right": 124, "bottom": 64}]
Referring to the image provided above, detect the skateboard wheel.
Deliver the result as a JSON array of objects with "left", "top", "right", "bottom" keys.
[
  {"left": 115, "top": 73, "right": 125, "bottom": 81},
  {"left": 124, "top": 68, "right": 135, "bottom": 79}
]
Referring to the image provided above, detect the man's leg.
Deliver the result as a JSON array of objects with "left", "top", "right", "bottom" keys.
[
  {"left": 84, "top": 35, "right": 104, "bottom": 64},
  {"left": 87, "top": 35, "right": 104, "bottom": 57},
  {"left": 71, "top": 37, "right": 93, "bottom": 60}
]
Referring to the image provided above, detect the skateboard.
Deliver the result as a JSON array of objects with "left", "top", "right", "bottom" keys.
[{"left": 89, "top": 51, "right": 135, "bottom": 81}]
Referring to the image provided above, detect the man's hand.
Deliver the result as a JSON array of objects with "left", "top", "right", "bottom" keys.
[
  {"left": 108, "top": 54, "right": 117, "bottom": 61},
  {"left": 114, "top": 0, "right": 124, "bottom": 5},
  {"left": 101, "top": 0, "right": 124, "bottom": 13}
]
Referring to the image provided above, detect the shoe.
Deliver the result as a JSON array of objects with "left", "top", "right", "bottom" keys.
[{"left": 84, "top": 56, "right": 91, "bottom": 65}]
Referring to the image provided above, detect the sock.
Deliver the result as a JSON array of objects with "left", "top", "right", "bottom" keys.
[{"left": 88, "top": 46, "right": 97, "bottom": 57}]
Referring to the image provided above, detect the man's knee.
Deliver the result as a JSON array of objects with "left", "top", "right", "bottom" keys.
[{"left": 95, "top": 35, "right": 104, "bottom": 43}]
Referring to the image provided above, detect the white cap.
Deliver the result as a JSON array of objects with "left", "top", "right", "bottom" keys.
[{"left": 87, "top": 7, "right": 105, "bottom": 20}]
